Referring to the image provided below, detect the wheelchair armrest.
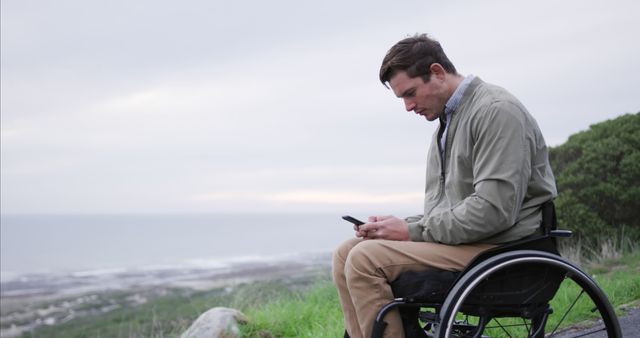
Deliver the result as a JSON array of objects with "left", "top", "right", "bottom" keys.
[{"left": 549, "top": 230, "right": 572, "bottom": 238}]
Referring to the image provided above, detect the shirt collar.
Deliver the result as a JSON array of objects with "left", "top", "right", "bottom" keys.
[{"left": 444, "top": 74, "right": 475, "bottom": 117}]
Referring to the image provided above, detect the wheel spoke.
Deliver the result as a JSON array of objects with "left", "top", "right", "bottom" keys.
[
  {"left": 492, "top": 318, "right": 513, "bottom": 338},
  {"left": 550, "top": 289, "right": 586, "bottom": 336},
  {"left": 572, "top": 326, "right": 606, "bottom": 337},
  {"left": 522, "top": 317, "right": 531, "bottom": 335}
]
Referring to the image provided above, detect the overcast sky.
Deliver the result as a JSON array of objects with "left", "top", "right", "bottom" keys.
[{"left": 2, "top": 0, "right": 639, "bottom": 215}]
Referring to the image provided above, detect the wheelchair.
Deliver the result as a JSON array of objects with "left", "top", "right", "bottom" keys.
[{"left": 371, "top": 202, "right": 622, "bottom": 337}]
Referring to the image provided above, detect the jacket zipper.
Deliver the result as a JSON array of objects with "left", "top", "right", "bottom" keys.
[
  {"left": 437, "top": 118, "right": 447, "bottom": 185},
  {"left": 426, "top": 120, "right": 447, "bottom": 217}
]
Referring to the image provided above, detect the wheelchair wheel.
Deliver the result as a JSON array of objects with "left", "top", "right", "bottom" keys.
[{"left": 435, "top": 250, "right": 622, "bottom": 338}]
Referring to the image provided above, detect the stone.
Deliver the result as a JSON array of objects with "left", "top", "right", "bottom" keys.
[{"left": 180, "top": 307, "right": 248, "bottom": 338}]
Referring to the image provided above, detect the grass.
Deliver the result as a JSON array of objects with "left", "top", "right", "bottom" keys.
[
  {"left": 559, "top": 233, "right": 639, "bottom": 268},
  {"left": 238, "top": 280, "right": 344, "bottom": 337},
  {"left": 591, "top": 250, "right": 640, "bottom": 313},
  {"left": 16, "top": 249, "right": 640, "bottom": 338}
]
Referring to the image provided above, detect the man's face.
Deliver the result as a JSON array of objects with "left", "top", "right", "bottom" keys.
[{"left": 389, "top": 71, "right": 448, "bottom": 121}]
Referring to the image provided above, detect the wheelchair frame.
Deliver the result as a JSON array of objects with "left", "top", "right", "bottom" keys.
[{"left": 370, "top": 203, "right": 622, "bottom": 338}]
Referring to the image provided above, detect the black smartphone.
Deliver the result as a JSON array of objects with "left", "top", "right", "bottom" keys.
[{"left": 342, "top": 215, "right": 365, "bottom": 227}]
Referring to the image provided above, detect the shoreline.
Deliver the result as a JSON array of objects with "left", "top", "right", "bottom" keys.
[
  {"left": 1, "top": 250, "right": 332, "bottom": 296},
  {"left": 1, "top": 251, "right": 333, "bottom": 338}
]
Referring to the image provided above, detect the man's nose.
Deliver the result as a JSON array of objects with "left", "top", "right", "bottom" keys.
[{"left": 404, "top": 99, "right": 416, "bottom": 112}]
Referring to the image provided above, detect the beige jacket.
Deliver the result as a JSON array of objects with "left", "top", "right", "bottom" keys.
[{"left": 407, "top": 78, "right": 557, "bottom": 245}]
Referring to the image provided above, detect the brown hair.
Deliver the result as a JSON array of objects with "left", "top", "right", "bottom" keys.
[{"left": 379, "top": 34, "right": 457, "bottom": 87}]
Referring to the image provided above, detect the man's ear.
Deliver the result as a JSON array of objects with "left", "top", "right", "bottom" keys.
[{"left": 429, "top": 63, "right": 447, "bottom": 80}]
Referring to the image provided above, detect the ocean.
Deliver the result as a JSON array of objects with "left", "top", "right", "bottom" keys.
[{"left": 0, "top": 213, "right": 354, "bottom": 281}]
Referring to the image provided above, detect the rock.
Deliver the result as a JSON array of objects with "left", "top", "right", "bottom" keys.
[{"left": 180, "top": 307, "right": 248, "bottom": 338}]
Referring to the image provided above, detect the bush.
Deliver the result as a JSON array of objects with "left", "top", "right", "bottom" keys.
[{"left": 549, "top": 112, "right": 640, "bottom": 251}]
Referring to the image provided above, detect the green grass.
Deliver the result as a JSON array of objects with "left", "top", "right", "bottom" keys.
[
  {"left": 239, "top": 280, "right": 344, "bottom": 337},
  {"left": 18, "top": 251, "right": 640, "bottom": 337},
  {"left": 591, "top": 250, "right": 640, "bottom": 313}
]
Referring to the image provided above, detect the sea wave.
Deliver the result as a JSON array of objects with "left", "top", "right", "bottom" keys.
[{"left": 0, "top": 250, "right": 332, "bottom": 298}]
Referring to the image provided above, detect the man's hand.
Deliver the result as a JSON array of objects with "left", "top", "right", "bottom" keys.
[{"left": 356, "top": 215, "right": 410, "bottom": 241}]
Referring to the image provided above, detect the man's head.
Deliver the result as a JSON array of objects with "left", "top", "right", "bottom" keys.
[
  {"left": 379, "top": 34, "right": 457, "bottom": 86},
  {"left": 379, "top": 34, "right": 460, "bottom": 121}
]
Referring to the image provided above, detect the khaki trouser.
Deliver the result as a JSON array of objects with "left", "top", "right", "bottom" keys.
[{"left": 332, "top": 238, "right": 495, "bottom": 338}]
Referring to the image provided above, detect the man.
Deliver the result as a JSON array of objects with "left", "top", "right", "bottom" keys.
[{"left": 332, "top": 34, "right": 557, "bottom": 338}]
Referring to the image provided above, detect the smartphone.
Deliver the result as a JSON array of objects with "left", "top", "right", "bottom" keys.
[{"left": 342, "top": 215, "right": 365, "bottom": 227}]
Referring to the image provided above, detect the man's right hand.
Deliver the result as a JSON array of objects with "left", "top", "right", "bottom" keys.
[{"left": 356, "top": 215, "right": 410, "bottom": 241}]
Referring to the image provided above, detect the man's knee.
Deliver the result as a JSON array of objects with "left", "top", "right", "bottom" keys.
[
  {"left": 344, "top": 240, "right": 385, "bottom": 278},
  {"left": 333, "top": 238, "right": 361, "bottom": 266},
  {"left": 332, "top": 238, "right": 362, "bottom": 282}
]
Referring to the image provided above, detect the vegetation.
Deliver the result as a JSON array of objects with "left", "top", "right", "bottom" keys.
[
  {"left": 239, "top": 280, "right": 344, "bottom": 337},
  {"left": 549, "top": 112, "right": 640, "bottom": 253}
]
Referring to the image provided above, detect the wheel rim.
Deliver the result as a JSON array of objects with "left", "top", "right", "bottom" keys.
[{"left": 437, "top": 251, "right": 621, "bottom": 338}]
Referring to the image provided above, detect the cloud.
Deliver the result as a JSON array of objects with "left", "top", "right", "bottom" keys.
[{"left": 2, "top": 0, "right": 639, "bottom": 214}]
